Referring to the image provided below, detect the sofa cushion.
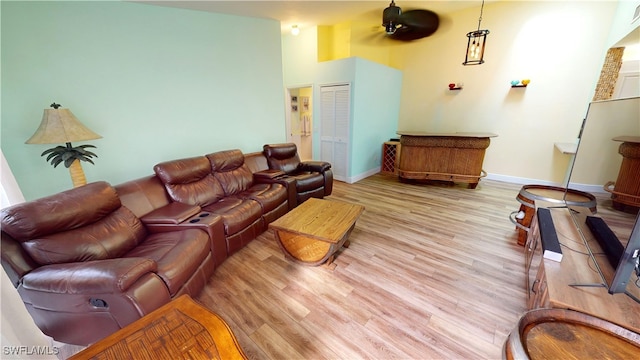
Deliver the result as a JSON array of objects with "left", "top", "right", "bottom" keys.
[
  {"left": 202, "top": 197, "right": 262, "bottom": 236},
  {"left": 115, "top": 175, "right": 172, "bottom": 218},
  {"left": 1, "top": 182, "right": 147, "bottom": 265},
  {"left": 242, "top": 183, "right": 287, "bottom": 213},
  {"left": 154, "top": 156, "right": 225, "bottom": 207},
  {"left": 20, "top": 207, "right": 147, "bottom": 265},
  {"left": 1, "top": 181, "right": 120, "bottom": 240},
  {"left": 263, "top": 144, "right": 302, "bottom": 174},
  {"left": 208, "top": 149, "right": 288, "bottom": 213},
  {"left": 207, "top": 150, "right": 254, "bottom": 196},
  {"left": 294, "top": 172, "right": 326, "bottom": 193},
  {"left": 20, "top": 257, "right": 158, "bottom": 294},
  {"left": 124, "top": 229, "right": 209, "bottom": 296}
]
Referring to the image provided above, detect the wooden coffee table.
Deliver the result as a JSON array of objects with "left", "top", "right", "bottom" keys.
[
  {"left": 269, "top": 198, "right": 364, "bottom": 267},
  {"left": 69, "top": 295, "right": 247, "bottom": 360}
]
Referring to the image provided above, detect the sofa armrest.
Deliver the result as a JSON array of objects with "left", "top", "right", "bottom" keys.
[
  {"left": 140, "top": 202, "right": 201, "bottom": 225},
  {"left": 144, "top": 214, "right": 227, "bottom": 267},
  {"left": 253, "top": 169, "right": 286, "bottom": 180},
  {"left": 253, "top": 173, "right": 297, "bottom": 210},
  {"left": 300, "top": 161, "right": 331, "bottom": 173},
  {"left": 20, "top": 258, "right": 157, "bottom": 294}
]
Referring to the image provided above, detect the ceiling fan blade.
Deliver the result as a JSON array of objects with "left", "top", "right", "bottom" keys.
[{"left": 390, "top": 9, "right": 439, "bottom": 41}]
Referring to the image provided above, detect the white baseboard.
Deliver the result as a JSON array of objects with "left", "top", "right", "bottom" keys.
[
  {"left": 347, "top": 167, "right": 380, "bottom": 184},
  {"left": 484, "top": 173, "right": 561, "bottom": 187},
  {"left": 349, "top": 169, "right": 609, "bottom": 195},
  {"left": 480, "top": 173, "right": 609, "bottom": 194}
]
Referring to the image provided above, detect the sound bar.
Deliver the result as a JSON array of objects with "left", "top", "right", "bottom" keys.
[
  {"left": 585, "top": 216, "right": 624, "bottom": 269},
  {"left": 537, "top": 208, "right": 563, "bottom": 262}
]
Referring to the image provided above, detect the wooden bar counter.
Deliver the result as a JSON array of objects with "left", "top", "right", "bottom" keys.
[{"left": 396, "top": 132, "right": 497, "bottom": 188}]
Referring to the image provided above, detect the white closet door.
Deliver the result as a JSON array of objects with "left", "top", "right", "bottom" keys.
[{"left": 320, "top": 84, "right": 350, "bottom": 182}]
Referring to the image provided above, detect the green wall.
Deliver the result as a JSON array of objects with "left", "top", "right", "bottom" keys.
[
  {"left": 310, "top": 57, "right": 402, "bottom": 182},
  {"left": 1, "top": 1, "right": 286, "bottom": 200},
  {"left": 351, "top": 58, "right": 402, "bottom": 177}
]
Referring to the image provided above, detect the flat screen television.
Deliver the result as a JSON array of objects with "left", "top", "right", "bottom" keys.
[
  {"left": 566, "top": 96, "right": 640, "bottom": 302},
  {"left": 609, "top": 212, "right": 640, "bottom": 296}
]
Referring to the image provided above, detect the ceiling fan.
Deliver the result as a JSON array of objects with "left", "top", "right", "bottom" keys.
[{"left": 382, "top": 0, "right": 439, "bottom": 41}]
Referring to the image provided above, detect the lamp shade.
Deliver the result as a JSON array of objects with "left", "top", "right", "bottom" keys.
[
  {"left": 463, "top": 29, "right": 489, "bottom": 65},
  {"left": 26, "top": 107, "right": 102, "bottom": 144}
]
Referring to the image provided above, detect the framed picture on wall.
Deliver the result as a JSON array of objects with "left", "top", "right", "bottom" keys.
[
  {"left": 302, "top": 97, "right": 309, "bottom": 111},
  {"left": 291, "top": 96, "right": 298, "bottom": 103},
  {"left": 292, "top": 105, "right": 298, "bottom": 112}
]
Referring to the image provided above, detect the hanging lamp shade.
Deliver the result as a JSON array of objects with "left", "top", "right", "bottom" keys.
[
  {"left": 463, "top": 29, "right": 490, "bottom": 65},
  {"left": 463, "top": 0, "right": 490, "bottom": 66}
]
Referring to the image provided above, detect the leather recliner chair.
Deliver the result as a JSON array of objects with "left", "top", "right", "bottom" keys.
[
  {"left": 0, "top": 181, "right": 213, "bottom": 345},
  {"left": 263, "top": 143, "right": 333, "bottom": 206}
]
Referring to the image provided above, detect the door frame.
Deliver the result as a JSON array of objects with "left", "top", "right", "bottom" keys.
[{"left": 285, "top": 84, "right": 313, "bottom": 157}]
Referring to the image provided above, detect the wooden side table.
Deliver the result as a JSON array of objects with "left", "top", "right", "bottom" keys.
[
  {"left": 504, "top": 308, "right": 640, "bottom": 359},
  {"left": 70, "top": 295, "right": 247, "bottom": 360}
]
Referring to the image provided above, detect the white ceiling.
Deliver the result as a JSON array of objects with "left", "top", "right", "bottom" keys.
[{"left": 135, "top": 1, "right": 488, "bottom": 33}]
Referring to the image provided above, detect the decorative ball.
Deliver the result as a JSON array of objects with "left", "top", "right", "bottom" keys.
[
  {"left": 522, "top": 79, "right": 530, "bottom": 86},
  {"left": 511, "top": 80, "right": 520, "bottom": 86}
]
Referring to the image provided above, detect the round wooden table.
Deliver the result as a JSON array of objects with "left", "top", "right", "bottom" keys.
[{"left": 504, "top": 308, "right": 640, "bottom": 359}]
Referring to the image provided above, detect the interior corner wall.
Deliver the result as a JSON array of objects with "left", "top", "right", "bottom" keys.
[
  {"left": 351, "top": 58, "right": 402, "bottom": 178},
  {"left": 282, "top": 26, "right": 320, "bottom": 85},
  {"left": 395, "top": 1, "right": 618, "bottom": 185},
  {"left": 1, "top": 1, "right": 286, "bottom": 200},
  {"left": 607, "top": 1, "right": 640, "bottom": 47},
  {"left": 317, "top": 25, "right": 333, "bottom": 62}
]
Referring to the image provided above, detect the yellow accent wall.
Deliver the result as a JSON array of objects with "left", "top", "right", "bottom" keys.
[
  {"left": 306, "top": 1, "right": 638, "bottom": 187},
  {"left": 319, "top": 21, "right": 404, "bottom": 68}
]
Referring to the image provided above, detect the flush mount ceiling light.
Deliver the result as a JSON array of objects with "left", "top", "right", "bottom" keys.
[
  {"left": 291, "top": 25, "right": 300, "bottom": 36},
  {"left": 463, "top": 0, "right": 490, "bottom": 65}
]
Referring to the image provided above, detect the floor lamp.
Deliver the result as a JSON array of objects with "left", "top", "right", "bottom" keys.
[{"left": 26, "top": 103, "right": 102, "bottom": 188}]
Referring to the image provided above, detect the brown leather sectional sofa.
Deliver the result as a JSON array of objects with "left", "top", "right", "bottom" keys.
[{"left": 0, "top": 145, "right": 332, "bottom": 346}]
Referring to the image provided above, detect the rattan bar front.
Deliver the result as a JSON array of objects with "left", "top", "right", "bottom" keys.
[{"left": 396, "top": 132, "right": 497, "bottom": 189}]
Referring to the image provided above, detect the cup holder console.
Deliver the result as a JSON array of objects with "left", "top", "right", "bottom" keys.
[{"left": 199, "top": 213, "right": 210, "bottom": 217}]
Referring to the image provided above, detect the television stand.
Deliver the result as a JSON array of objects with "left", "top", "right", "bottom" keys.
[{"left": 524, "top": 204, "right": 640, "bottom": 333}]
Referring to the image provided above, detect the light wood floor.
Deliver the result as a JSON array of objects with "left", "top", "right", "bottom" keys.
[{"left": 196, "top": 174, "right": 530, "bottom": 359}]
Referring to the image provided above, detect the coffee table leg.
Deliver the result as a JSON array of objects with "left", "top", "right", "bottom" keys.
[{"left": 273, "top": 224, "right": 357, "bottom": 267}]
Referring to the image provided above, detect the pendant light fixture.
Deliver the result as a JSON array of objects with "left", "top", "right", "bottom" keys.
[{"left": 463, "top": 0, "right": 490, "bottom": 65}]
